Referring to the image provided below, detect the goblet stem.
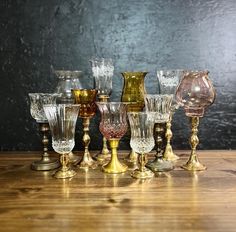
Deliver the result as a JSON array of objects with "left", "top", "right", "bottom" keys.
[
  {"left": 54, "top": 153, "right": 76, "bottom": 179},
  {"left": 131, "top": 153, "right": 154, "bottom": 179},
  {"left": 95, "top": 96, "right": 111, "bottom": 163},
  {"left": 163, "top": 113, "right": 179, "bottom": 161},
  {"left": 146, "top": 123, "right": 173, "bottom": 172},
  {"left": 31, "top": 123, "right": 60, "bottom": 171},
  {"left": 182, "top": 117, "right": 206, "bottom": 171},
  {"left": 102, "top": 139, "right": 127, "bottom": 174},
  {"left": 78, "top": 117, "right": 97, "bottom": 169}
]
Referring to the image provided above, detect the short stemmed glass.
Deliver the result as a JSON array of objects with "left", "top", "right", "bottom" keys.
[
  {"left": 176, "top": 70, "right": 216, "bottom": 171},
  {"left": 72, "top": 89, "right": 98, "bottom": 170},
  {"left": 28, "top": 93, "right": 60, "bottom": 171},
  {"left": 43, "top": 104, "right": 80, "bottom": 178},
  {"left": 128, "top": 112, "right": 155, "bottom": 179},
  {"left": 97, "top": 102, "right": 128, "bottom": 174},
  {"left": 90, "top": 58, "right": 114, "bottom": 163},
  {"left": 157, "top": 70, "right": 184, "bottom": 161},
  {"left": 145, "top": 94, "right": 174, "bottom": 172}
]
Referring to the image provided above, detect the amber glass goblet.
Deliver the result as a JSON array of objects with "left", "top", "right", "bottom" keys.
[
  {"left": 91, "top": 58, "right": 114, "bottom": 163},
  {"left": 145, "top": 94, "right": 174, "bottom": 172},
  {"left": 176, "top": 70, "right": 216, "bottom": 171},
  {"left": 72, "top": 89, "right": 98, "bottom": 170},
  {"left": 157, "top": 70, "right": 184, "bottom": 161},
  {"left": 43, "top": 104, "right": 80, "bottom": 178},
  {"left": 121, "top": 71, "right": 148, "bottom": 169},
  {"left": 28, "top": 93, "right": 60, "bottom": 171},
  {"left": 97, "top": 102, "right": 128, "bottom": 174}
]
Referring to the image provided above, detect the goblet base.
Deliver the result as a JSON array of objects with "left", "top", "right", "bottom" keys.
[
  {"left": 102, "top": 161, "right": 128, "bottom": 174},
  {"left": 182, "top": 160, "right": 206, "bottom": 171},
  {"left": 131, "top": 168, "right": 154, "bottom": 179},
  {"left": 95, "top": 151, "right": 111, "bottom": 164},
  {"left": 78, "top": 159, "right": 97, "bottom": 170},
  {"left": 164, "top": 149, "right": 179, "bottom": 162},
  {"left": 124, "top": 150, "right": 139, "bottom": 170},
  {"left": 31, "top": 157, "right": 60, "bottom": 171},
  {"left": 53, "top": 168, "right": 77, "bottom": 179},
  {"left": 68, "top": 152, "right": 80, "bottom": 164},
  {"left": 146, "top": 156, "right": 174, "bottom": 172}
]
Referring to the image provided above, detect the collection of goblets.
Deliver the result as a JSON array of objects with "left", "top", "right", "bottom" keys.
[{"left": 28, "top": 58, "right": 216, "bottom": 179}]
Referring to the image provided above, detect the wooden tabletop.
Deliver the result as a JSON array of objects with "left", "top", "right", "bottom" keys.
[{"left": 0, "top": 150, "right": 236, "bottom": 232}]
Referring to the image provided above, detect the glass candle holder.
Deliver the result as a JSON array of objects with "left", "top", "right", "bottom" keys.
[
  {"left": 72, "top": 89, "right": 98, "bottom": 170},
  {"left": 157, "top": 70, "right": 184, "bottom": 161},
  {"left": 121, "top": 71, "right": 148, "bottom": 169},
  {"left": 28, "top": 93, "right": 60, "bottom": 171},
  {"left": 176, "top": 70, "right": 216, "bottom": 171},
  {"left": 128, "top": 112, "right": 155, "bottom": 179},
  {"left": 145, "top": 94, "right": 174, "bottom": 172},
  {"left": 43, "top": 104, "right": 80, "bottom": 178},
  {"left": 91, "top": 58, "right": 114, "bottom": 163},
  {"left": 97, "top": 102, "right": 128, "bottom": 174}
]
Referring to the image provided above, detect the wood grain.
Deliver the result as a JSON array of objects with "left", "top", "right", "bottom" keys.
[{"left": 0, "top": 150, "right": 236, "bottom": 232}]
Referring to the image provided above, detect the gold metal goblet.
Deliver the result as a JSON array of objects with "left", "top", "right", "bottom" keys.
[{"left": 73, "top": 89, "right": 98, "bottom": 170}]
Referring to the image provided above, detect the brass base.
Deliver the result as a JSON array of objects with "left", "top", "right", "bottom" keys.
[
  {"left": 78, "top": 158, "right": 97, "bottom": 170},
  {"left": 182, "top": 159, "right": 206, "bottom": 171},
  {"left": 53, "top": 168, "right": 77, "bottom": 179},
  {"left": 124, "top": 149, "right": 139, "bottom": 170},
  {"left": 163, "top": 144, "right": 179, "bottom": 162},
  {"left": 102, "top": 139, "right": 128, "bottom": 174},
  {"left": 102, "top": 161, "right": 128, "bottom": 174},
  {"left": 68, "top": 152, "right": 80, "bottom": 164},
  {"left": 96, "top": 152, "right": 111, "bottom": 165},
  {"left": 31, "top": 157, "right": 60, "bottom": 171},
  {"left": 146, "top": 156, "right": 174, "bottom": 172},
  {"left": 131, "top": 167, "right": 154, "bottom": 179}
]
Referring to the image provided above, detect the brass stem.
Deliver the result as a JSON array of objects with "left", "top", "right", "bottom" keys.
[
  {"left": 83, "top": 117, "right": 91, "bottom": 157},
  {"left": 189, "top": 117, "right": 200, "bottom": 162},
  {"left": 110, "top": 139, "right": 120, "bottom": 164},
  {"left": 139, "top": 153, "right": 147, "bottom": 172},
  {"left": 182, "top": 116, "right": 206, "bottom": 171},
  {"left": 60, "top": 153, "right": 70, "bottom": 171},
  {"left": 39, "top": 123, "right": 50, "bottom": 162},
  {"left": 154, "top": 123, "right": 166, "bottom": 158}
]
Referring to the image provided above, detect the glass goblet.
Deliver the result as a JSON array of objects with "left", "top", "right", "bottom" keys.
[
  {"left": 157, "top": 69, "right": 184, "bottom": 161},
  {"left": 145, "top": 94, "right": 174, "bottom": 172},
  {"left": 72, "top": 89, "right": 98, "bottom": 170},
  {"left": 43, "top": 104, "right": 80, "bottom": 178},
  {"left": 28, "top": 93, "right": 60, "bottom": 171},
  {"left": 90, "top": 58, "right": 114, "bottom": 163},
  {"left": 97, "top": 102, "right": 128, "bottom": 174},
  {"left": 176, "top": 70, "right": 216, "bottom": 171},
  {"left": 128, "top": 112, "right": 155, "bottom": 179}
]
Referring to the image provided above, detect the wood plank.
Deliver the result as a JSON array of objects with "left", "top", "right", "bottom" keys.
[{"left": 0, "top": 150, "right": 236, "bottom": 232}]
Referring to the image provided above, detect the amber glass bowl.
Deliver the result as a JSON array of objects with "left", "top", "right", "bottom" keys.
[{"left": 72, "top": 89, "right": 98, "bottom": 118}]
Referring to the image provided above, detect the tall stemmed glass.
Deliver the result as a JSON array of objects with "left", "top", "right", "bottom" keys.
[
  {"left": 72, "top": 89, "right": 98, "bottom": 170},
  {"left": 97, "top": 102, "right": 128, "bottom": 174},
  {"left": 145, "top": 94, "right": 174, "bottom": 172},
  {"left": 43, "top": 104, "right": 80, "bottom": 178},
  {"left": 176, "top": 70, "right": 216, "bottom": 171},
  {"left": 128, "top": 112, "right": 155, "bottom": 179},
  {"left": 28, "top": 93, "right": 60, "bottom": 171},
  {"left": 91, "top": 58, "right": 114, "bottom": 163},
  {"left": 157, "top": 70, "right": 184, "bottom": 161}
]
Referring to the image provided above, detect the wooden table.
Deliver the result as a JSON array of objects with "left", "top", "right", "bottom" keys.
[{"left": 0, "top": 150, "right": 236, "bottom": 232}]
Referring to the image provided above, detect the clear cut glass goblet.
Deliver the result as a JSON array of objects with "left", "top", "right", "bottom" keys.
[
  {"left": 90, "top": 58, "right": 114, "bottom": 163},
  {"left": 157, "top": 69, "right": 184, "bottom": 161},
  {"left": 176, "top": 70, "right": 216, "bottom": 171},
  {"left": 128, "top": 112, "right": 155, "bottom": 179},
  {"left": 145, "top": 94, "right": 174, "bottom": 172},
  {"left": 43, "top": 104, "right": 80, "bottom": 179},
  {"left": 97, "top": 102, "right": 128, "bottom": 174},
  {"left": 28, "top": 93, "right": 60, "bottom": 171}
]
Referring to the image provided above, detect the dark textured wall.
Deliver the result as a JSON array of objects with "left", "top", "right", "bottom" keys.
[{"left": 0, "top": 0, "right": 235, "bottom": 151}]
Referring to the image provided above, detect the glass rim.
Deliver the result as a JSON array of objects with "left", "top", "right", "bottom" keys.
[{"left": 43, "top": 104, "right": 80, "bottom": 107}]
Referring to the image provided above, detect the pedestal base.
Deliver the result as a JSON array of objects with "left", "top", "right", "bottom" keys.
[
  {"left": 146, "top": 157, "right": 174, "bottom": 172},
  {"left": 95, "top": 152, "right": 111, "bottom": 165},
  {"left": 53, "top": 168, "right": 77, "bottom": 179},
  {"left": 102, "top": 161, "right": 128, "bottom": 174},
  {"left": 78, "top": 159, "right": 97, "bottom": 170},
  {"left": 131, "top": 168, "right": 154, "bottom": 179},
  {"left": 182, "top": 160, "right": 206, "bottom": 171},
  {"left": 31, "top": 157, "right": 60, "bottom": 171}
]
